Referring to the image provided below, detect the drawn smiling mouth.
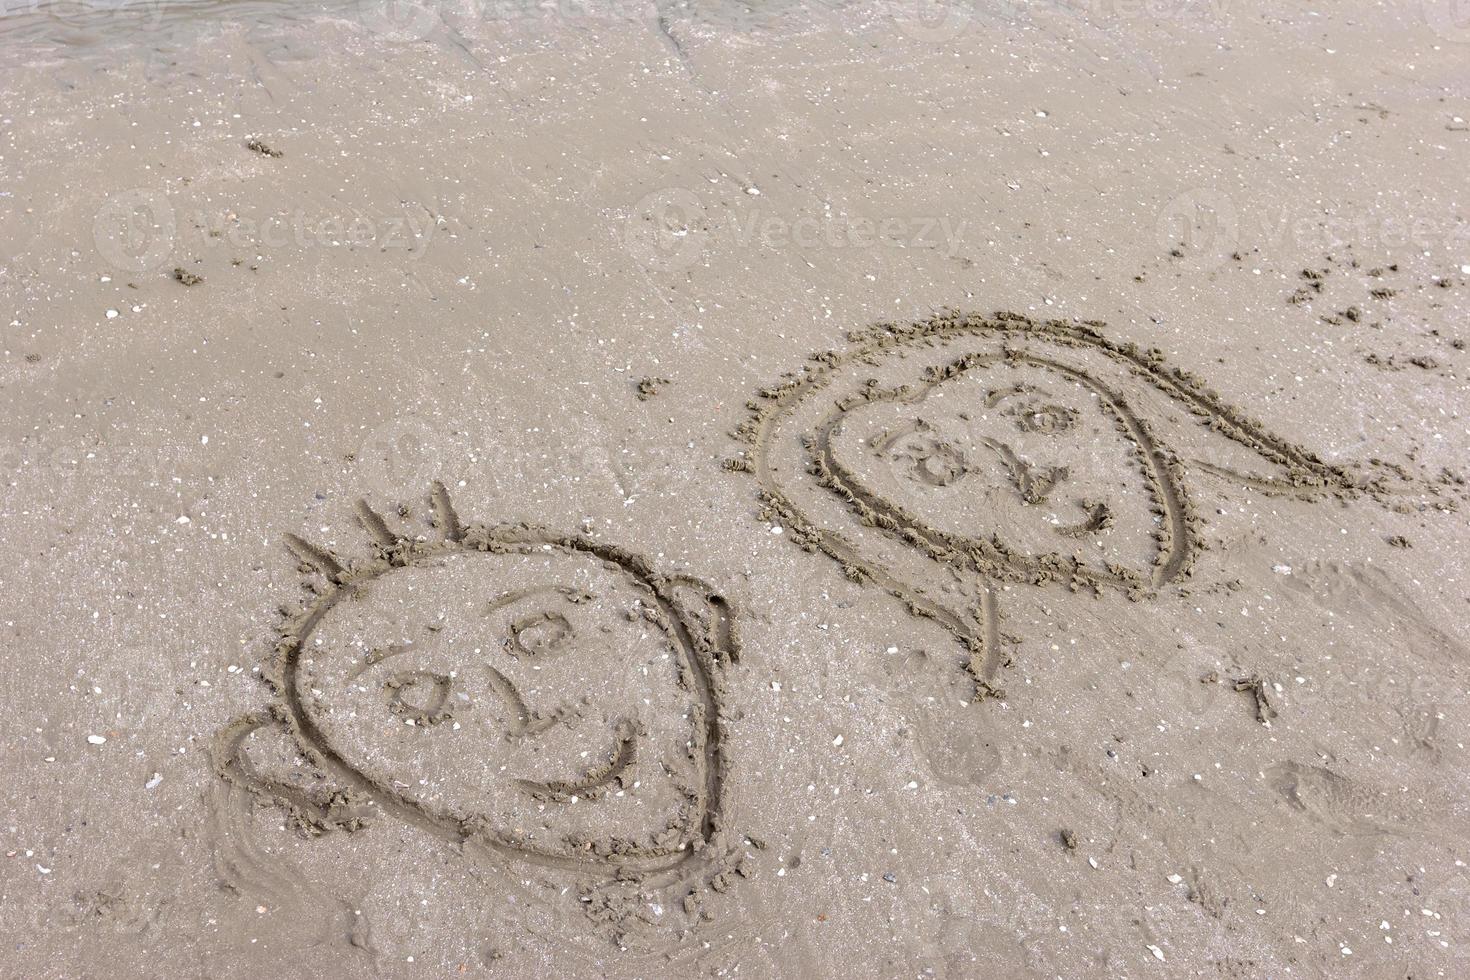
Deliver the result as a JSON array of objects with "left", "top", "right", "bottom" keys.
[
  {"left": 482, "top": 662, "right": 638, "bottom": 802},
  {"left": 513, "top": 718, "right": 639, "bottom": 803},
  {"left": 1054, "top": 499, "right": 1114, "bottom": 538}
]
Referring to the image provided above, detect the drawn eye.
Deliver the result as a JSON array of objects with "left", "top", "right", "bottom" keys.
[
  {"left": 385, "top": 670, "right": 454, "bottom": 725},
  {"left": 508, "top": 610, "right": 574, "bottom": 657},
  {"left": 1011, "top": 401, "right": 1079, "bottom": 434}
]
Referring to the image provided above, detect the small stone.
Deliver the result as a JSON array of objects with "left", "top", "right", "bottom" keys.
[{"left": 86, "top": 734, "right": 106, "bottom": 745}]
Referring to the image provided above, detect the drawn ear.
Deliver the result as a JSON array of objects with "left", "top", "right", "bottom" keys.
[
  {"left": 664, "top": 574, "right": 741, "bottom": 666},
  {"left": 213, "top": 712, "right": 372, "bottom": 835}
]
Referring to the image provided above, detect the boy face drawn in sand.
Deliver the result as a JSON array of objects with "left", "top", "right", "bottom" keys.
[
  {"left": 735, "top": 312, "right": 1366, "bottom": 698},
  {"left": 216, "top": 484, "right": 735, "bottom": 877}
]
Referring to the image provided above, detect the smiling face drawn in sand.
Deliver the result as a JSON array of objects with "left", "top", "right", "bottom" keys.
[
  {"left": 824, "top": 357, "right": 1180, "bottom": 588},
  {"left": 734, "top": 312, "right": 1365, "bottom": 697},
  {"left": 216, "top": 484, "right": 734, "bottom": 877}
]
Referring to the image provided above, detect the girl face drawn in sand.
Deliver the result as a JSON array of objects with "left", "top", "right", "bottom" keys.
[
  {"left": 736, "top": 312, "right": 1366, "bottom": 698},
  {"left": 216, "top": 484, "right": 734, "bottom": 877},
  {"left": 828, "top": 358, "right": 1175, "bottom": 585}
]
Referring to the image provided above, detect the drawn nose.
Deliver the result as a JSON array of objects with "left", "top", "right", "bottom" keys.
[
  {"left": 482, "top": 663, "right": 567, "bottom": 739},
  {"left": 977, "top": 437, "right": 1069, "bottom": 504},
  {"left": 1016, "top": 462, "right": 1069, "bottom": 505}
]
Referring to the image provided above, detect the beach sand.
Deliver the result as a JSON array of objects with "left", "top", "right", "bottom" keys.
[{"left": 2, "top": 1, "right": 1468, "bottom": 975}]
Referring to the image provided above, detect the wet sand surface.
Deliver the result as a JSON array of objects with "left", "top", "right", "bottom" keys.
[{"left": 2, "top": 1, "right": 1469, "bottom": 976}]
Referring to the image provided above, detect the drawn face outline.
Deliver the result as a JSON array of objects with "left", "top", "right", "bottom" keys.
[
  {"left": 280, "top": 537, "right": 717, "bottom": 875},
  {"left": 738, "top": 313, "right": 1360, "bottom": 696},
  {"left": 230, "top": 504, "right": 731, "bottom": 877},
  {"left": 816, "top": 350, "right": 1191, "bottom": 594}
]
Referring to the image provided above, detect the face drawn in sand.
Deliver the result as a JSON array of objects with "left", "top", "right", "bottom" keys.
[
  {"left": 732, "top": 311, "right": 1366, "bottom": 698},
  {"left": 214, "top": 483, "right": 737, "bottom": 882}
]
